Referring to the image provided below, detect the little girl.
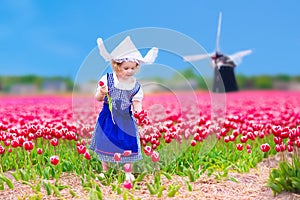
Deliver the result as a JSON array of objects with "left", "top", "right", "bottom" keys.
[{"left": 90, "top": 36, "right": 158, "bottom": 181}]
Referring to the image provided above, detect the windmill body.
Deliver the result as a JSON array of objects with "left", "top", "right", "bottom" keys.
[{"left": 183, "top": 12, "right": 252, "bottom": 93}]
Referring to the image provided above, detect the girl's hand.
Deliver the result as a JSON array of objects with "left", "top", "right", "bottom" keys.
[
  {"left": 95, "top": 81, "right": 108, "bottom": 101},
  {"left": 99, "top": 86, "right": 108, "bottom": 95},
  {"left": 98, "top": 81, "right": 108, "bottom": 95}
]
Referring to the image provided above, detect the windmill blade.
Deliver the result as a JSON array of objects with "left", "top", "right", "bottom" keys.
[
  {"left": 215, "top": 12, "right": 222, "bottom": 52},
  {"left": 228, "top": 49, "right": 252, "bottom": 65},
  {"left": 183, "top": 53, "right": 212, "bottom": 62}
]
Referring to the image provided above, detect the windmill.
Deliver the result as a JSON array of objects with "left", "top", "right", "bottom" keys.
[{"left": 183, "top": 12, "right": 252, "bottom": 92}]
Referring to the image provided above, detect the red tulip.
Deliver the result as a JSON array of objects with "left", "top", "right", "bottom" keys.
[
  {"left": 84, "top": 151, "right": 91, "bottom": 160},
  {"left": 190, "top": 139, "right": 197, "bottom": 146},
  {"left": 99, "top": 81, "right": 105, "bottom": 87},
  {"left": 0, "top": 145, "right": 5, "bottom": 154},
  {"left": 193, "top": 133, "right": 200, "bottom": 141},
  {"left": 144, "top": 146, "right": 153, "bottom": 156},
  {"left": 287, "top": 145, "right": 294, "bottom": 152},
  {"left": 23, "top": 140, "right": 34, "bottom": 151},
  {"left": 280, "top": 130, "right": 290, "bottom": 139},
  {"left": 77, "top": 145, "right": 86, "bottom": 154},
  {"left": 165, "top": 136, "right": 172, "bottom": 143},
  {"left": 273, "top": 137, "right": 282, "bottom": 144},
  {"left": 4, "top": 140, "right": 10, "bottom": 147},
  {"left": 151, "top": 151, "right": 160, "bottom": 162},
  {"left": 236, "top": 143, "right": 243, "bottom": 151},
  {"left": 260, "top": 143, "right": 270, "bottom": 152},
  {"left": 50, "top": 138, "right": 59, "bottom": 147},
  {"left": 37, "top": 148, "right": 43, "bottom": 154},
  {"left": 240, "top": 136, "right": 248, "bottom": 143},
  {"left": 275, "top": 144, "right": 281, "bottom": 152},
  {"left": 113, "top": 153, "right": 121, "bottom": 162},
  {"left": 50, "top": 155, "right": 59, "bottom": 165},
  {"left": 280, "top": 143, "right": 286, "bottom": 151},
  {"left": 11, "top": 139, "right": 19, "bottom": 148},
  {"left": 224, "top": 136, "right": 230, "bottom": 143},
  {"left": 295, "top": 139, "right": 300, "bottom": 148}
]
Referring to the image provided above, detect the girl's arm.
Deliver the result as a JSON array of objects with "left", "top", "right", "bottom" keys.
[
  {"left": 132, "top": 87, "right": 143, "bottom": 112},
  {"left": 95, "top": 86, "right": 108, "bottom": 101},
  {"left": 95, "top": 75, "right": 108, "bottom": 101},
  {"left": 132, "top": 100, "right": 142, "bottom": 113}
]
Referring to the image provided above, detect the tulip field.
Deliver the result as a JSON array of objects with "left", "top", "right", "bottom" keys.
[{"left": 0, "top": 90, "right": 300, "bottom": 199}]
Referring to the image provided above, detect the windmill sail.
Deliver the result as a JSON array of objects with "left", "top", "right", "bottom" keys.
[
  {"left": 215, "top": 12, "right": 222, "bottom": 53},
  {"left": 183, "top": 11, "right": 252, "bottom": 65}
]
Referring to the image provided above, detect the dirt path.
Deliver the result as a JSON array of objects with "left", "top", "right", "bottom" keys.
[{"left": 1, "top": 157, "right": 299, "bottom": 200}]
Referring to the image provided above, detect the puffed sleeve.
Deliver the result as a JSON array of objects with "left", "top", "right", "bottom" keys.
[{"left": 132, "top": 87, "right": 143, "bottom": 102}]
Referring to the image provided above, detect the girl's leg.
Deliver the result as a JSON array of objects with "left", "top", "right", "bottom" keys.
[
  {"left": 102, "top": 161, "right": 109, "bottom": 172},
  {"left": 124, "top": 163, "right": 134, "bottom": 181}
]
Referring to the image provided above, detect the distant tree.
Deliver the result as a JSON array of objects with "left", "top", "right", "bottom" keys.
[
  {"left": 274, "top": 74, "right": 291, "bottom": 82},
  {"left": 180, "top": 67, "right": 209, "bottom": 90},
  {"left": 253, "top": 76, "right": 273, "bottom": 89},
  {"left": 236, "top": 74, "right": 248, "bottom": 89},
  {"left": 292, "top": 76, "right": 300, "bottom": 82}
]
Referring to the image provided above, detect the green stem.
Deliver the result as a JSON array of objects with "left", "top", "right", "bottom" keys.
[{"left": 0, "top": 156, "right": 3, "bottom": 173}]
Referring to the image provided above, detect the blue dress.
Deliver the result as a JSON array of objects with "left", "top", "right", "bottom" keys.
[{"left": 90, "top": 73, "right": 143, "bottom": 163}]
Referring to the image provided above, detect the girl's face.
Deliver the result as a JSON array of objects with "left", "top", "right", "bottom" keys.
[{"left": 117, "top": 61, "right": 138, "bottom": 79}]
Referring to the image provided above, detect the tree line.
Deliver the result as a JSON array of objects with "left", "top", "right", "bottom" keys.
[
  {"left": 179, "top": 68, "right": 300, "bottom": 90},
  {"left": 0, "top": 75, "right": 74, "bottom": 92}
]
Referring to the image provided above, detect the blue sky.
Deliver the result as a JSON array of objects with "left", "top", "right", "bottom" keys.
[{"left": 1, "top": 0, "right": 299, "bottom": 80}]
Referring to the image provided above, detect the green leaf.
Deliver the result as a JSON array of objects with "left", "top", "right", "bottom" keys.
[
  {"left": 20, "top": 169, "right": 29, "bottom": 181},
  {"left": 43, "top": 167, "right": 50, "bottom": 180},
  {"left": 167, "top": 184, "right": 181, "bottom": 197},
  {"left": 50, "top": 166, "right": 56, "bottom": 179},
  {"left": 157, "top": 185, "right": 166, "bottom": 198},
  {"left": 0, "top": 180, "right": 4, "bottom": 190},
  {"left": 146, "top": 182, "right": 158, "bottom": 195},
  {"left": 88, "top": 189, "right": 97, "bottom": 200},
  {"left": 293, "top": 157, "right": 300, "bottom": 169},
  {"left": 134, "top": 172, "right": 147, "bottom": 182},
  {"left": 69, "top": 189, "right": 76, "bottom": 198},
  {"left": 290, "top": 177, "right": 300, "bottom": 189},
  {"left": 187, "top": 168, "right": 196, "bottom": 182},
  {"left": 0, "top": 174, "right": 14, "bottom": 189},
  {"left": 228, "top": 176, "right": 239, "bottom": 183},
  {"left": 161, "top": 171, "right": 172, "bottom": 180},
  {"left": 154, "top": 172, "right": 161, "bottom": 189},
  {"left": 279, "top": 162, "right": 291, "bottom": 176},
  {"left": 266, "top": 182, "right": 282, "bottom": 196},
  {"left": 10, "top": 171, "right": 20, "bottom": 181},
  {"left": 185, "top": 180, "right": 193, "bottom": 191},
  {"left": 107, "top": 95, "right": 112, "bottom": 112},
  {"left": 42, "top": 181, "right": 52, "bottom": 196},
  {"left": 57, "top": 184, "right": 69, "bottom": 191},
  {"left": 123, "top": 189, "right": 128, "bottom": 200},
  {"left": 35, "top": 181, "right": 41, "bottom": 192},
  {"left": 274, "top": 177, "right": 288, "bottom": 190},
  {"left": 51, "top": 183, "right": 62, "bottom": 198}
]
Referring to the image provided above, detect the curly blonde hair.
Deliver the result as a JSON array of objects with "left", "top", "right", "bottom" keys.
[{"left": 111, "top": 60, "right": 140, "bottom": 73}]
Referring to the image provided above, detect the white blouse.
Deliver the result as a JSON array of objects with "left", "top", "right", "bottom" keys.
[{"left": 95, "top": 72, "right": 143, "bottom": 102}]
